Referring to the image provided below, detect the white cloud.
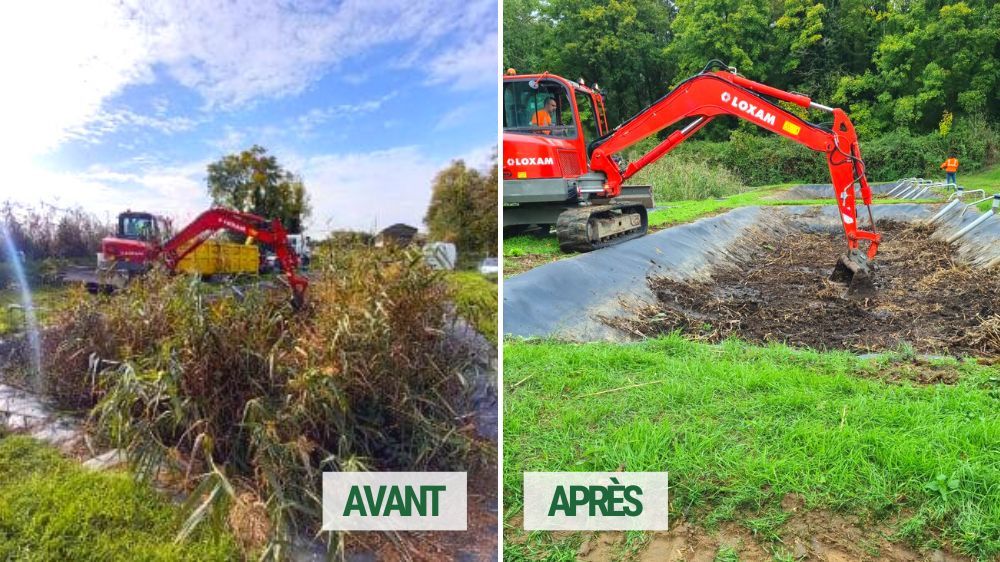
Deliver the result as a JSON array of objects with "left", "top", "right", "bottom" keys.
[
  {"left": 425, "top": 32, "right": 499, "bottom": 91},
  {"left": 68, "top": 109, "right": 199, "bottom": 144},
  {"left": 298, "top": 144, "right": 494, "bottom": 235},
  {"left": 1, "top": 160, "right": 210, "bottom": 226},
  {"left": 453, "top": 145, "right": 497, "bottom": 172},
  {"left": 0, "top": 0, "right": 496, "bottom": 160},
  {"left": 293, "top": 91, "right": 397, "bottom": 136},
  {"left": 0, "top": 2, "right": 153, "bottom": 159},
  {"left": 299, "top": 146, "right": 439, "bottom": 234},
  {"left": 132, "top": 0, "right": 497, "bottom": 106},
  {"left": 434, "top": 104, "right": 477, "bottom": 131}
]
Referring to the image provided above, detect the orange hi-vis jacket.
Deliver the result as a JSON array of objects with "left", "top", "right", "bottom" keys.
[
  {"left": 940, "top": 158, "right": 959, "bottom": 172},
  {"left": 531, "top": 109, "right": 552, "bottom": 127}
]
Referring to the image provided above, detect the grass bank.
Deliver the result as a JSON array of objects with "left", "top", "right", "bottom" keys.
[
  {"left": 503, "top": 335, "right": 1000, "bottom": 559},
  {"left": 0, "top": 435, "right": 237, "bottom": 560},
  {"left": 448, "top": 270, "right": 498, "bottom": 345},
  {"left": 0, "top": 285, "right": 68, "bottom": 335}
]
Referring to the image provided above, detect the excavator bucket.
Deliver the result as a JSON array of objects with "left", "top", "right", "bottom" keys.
[{"left": 830, "top": 253, "right": 876, "bottom": 298}]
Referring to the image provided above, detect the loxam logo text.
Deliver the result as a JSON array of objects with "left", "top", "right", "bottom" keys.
[
  {"left": 720, "top": 91, "right": 776, "bottom": 126},
  {"left": 506, "top": 157, "right": 554, "bottom": 166}
]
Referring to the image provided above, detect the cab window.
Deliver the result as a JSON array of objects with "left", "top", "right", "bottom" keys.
[
  {"left": 575, "top": 91, "right": 601, "bottom": 142},
  {"left": 503, "top": 79, "right": 576, "bottom": 138},
  {"left": 119, "top": 215, "right": 157, "bottom": 241}
]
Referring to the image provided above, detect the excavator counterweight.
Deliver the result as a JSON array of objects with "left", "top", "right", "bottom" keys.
[{"left": 502, "top": 61, "right": 881, "bottom": 290}]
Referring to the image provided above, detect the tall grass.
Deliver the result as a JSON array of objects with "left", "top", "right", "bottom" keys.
[
  {"left": 626, "top": 146, "right": 749, "bottom": 202},
  {"left": 43, "top": 243, "right": 488, "bottom": 558}
]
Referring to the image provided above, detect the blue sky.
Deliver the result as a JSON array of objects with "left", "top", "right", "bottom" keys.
[{"left": 0, "top": 0, "right": 497, "bottom": 234}]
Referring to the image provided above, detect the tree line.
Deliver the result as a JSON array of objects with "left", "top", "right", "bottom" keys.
[
  {"left": 1, "top": 146, "right": 498, "bottom": 271},
  {"left": 504, "top": 0, "right": 999, "bottom": 138}
]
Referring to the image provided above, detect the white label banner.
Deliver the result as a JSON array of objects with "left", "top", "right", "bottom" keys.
[
  {"left": 322, "top": 472, "right": 467, "bottom": 531},
  {"left": 523, "top": 472, "right": 669, "bottom": 531}
]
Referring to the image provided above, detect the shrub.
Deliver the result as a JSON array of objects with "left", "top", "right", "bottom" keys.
[{"left": 46, "top": 245, "right": 487, "bottom": 558}]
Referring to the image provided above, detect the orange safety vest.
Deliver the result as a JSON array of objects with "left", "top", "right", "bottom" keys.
[
  {"left": 941, "top": 158, "right": 959, "bottom": 172},
  {"left": 531, "top": 110, "right": 552, "bottom": 127}
]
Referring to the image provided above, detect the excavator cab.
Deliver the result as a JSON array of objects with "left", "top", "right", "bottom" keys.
[
  {"left": 117, "top": 211, "right": 163, "bottom": 243},
  {"left": 503, "top": 79, "right": 578, "bottom": 137},
  {"left": 503, "top": 73, "right": 652, "bottom": 250}
]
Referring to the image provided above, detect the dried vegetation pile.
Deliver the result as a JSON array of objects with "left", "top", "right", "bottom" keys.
[{"left": 613, "top": 221, "right": 999, "bottom": 358}]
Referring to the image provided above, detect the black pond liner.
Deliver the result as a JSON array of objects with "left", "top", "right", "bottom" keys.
[
  {"left": 503, "top": 200, "right": 999, "bottom": 342},
  {"left": 764, "top": 181, "right": 904, "bottom": 200}
]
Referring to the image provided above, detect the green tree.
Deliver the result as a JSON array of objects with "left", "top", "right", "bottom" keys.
[
  {"left": 424, "top": 155, "right": 498, "bottom": 257},
  {"left": 206, "top": 145, "right": 311, "bottom": 233},
  {"left": 669, "top": 0, "right": 773, "bottom": 79},
  {"left": 502, "top": 0, "right": 552, "bottom": 73},
  {"left": 542, "top": 0, "right": 675, "bottom": 125},
  {"left": 501, "top": 0, "right": 1000, "bottom": 141}
]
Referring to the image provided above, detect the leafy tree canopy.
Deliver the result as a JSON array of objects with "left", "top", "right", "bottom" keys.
[
  {"left": 425, "top": 153, "right": 498, "bottom": 257},
  {"left": 206, "top": 145, "right": 311, "bottom": 233},
  {"left": 504, "top": 0, "right": 1000, "bottom": 136}
]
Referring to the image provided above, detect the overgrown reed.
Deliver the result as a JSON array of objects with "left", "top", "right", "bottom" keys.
[{"left": 43, "top": 243, "right": 487, "bottom": 558}]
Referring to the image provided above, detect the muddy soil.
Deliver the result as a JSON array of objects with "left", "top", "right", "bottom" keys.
[
  {"left": 611, "top": 221, "right": 999, "bottom": 357},
  {"left": 576, "top": 495, "right": 970, "bottom": 561}
]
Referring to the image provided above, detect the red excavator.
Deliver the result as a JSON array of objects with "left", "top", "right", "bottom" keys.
[
  {"left": 502, "top": 60, "right": 880, "bottom": 293},
  {"left": 97, "top": 207, "right": 308, "bottom": 307}
]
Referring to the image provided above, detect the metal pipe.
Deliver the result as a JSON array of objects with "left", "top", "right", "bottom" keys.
[
  {"left": 927, "top": 199, "right": 961, "bottom": 224},
  {"left": 946, "top": 194, "right": 1000, "bottom": 243},
  {"left": 886, "top": 179, "right": 913, "bottom": 196},
  {"left": 961, "top": 195, "right": 995, "bottom": 217}
]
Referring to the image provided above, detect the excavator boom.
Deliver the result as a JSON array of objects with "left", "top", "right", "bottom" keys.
[
  {"left": 158, "top": 208, "right": 309, "bottom": 307},
  {"left": 99, "top": 207, "right": 309, "bottom": 307},
  {"left": 585, "top": 66, "right": 880, "bottom": 293}
]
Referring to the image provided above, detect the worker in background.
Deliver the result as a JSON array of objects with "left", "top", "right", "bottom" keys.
[{"left": 940, "top": 153, "right": 960, "bottom": 186}]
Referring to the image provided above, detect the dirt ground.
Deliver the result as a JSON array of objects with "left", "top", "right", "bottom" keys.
[
  {"left": 611, "top": 221, "right": 999, "bottom": 358},
  {"left": 348, "top": 461, "right": 498, "bottom": 561},
  {"left": 576, "top": 494, "right": 969, "bottom": 562}
]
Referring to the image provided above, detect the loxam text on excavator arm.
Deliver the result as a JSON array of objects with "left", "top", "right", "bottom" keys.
[{"left": 587, "top": 65, "right": 880, "bottom": 293}]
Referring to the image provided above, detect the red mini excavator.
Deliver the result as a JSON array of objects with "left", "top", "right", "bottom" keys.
[
  {"left": 98, "top": 207, "right": 309, "bottom": 307},
  {"left": 502, "top": 60, "right": 881, "bottom": 293}
]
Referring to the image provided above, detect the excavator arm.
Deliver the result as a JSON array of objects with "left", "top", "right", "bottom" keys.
[
  {"left": 157, "top": 208, "right": 309, "bottom": 307},
  {"left": 587, "top": 67, "right": 880, "bottom": 292}
]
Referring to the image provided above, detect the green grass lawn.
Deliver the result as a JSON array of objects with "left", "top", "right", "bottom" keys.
[
  {"left": 958, "top": 165, "right": 1000, "bottom": 193},
  {"left": 0, "top": 435, "right": 237, "bottom": 561},
  {"left": 0, "top": 285, "right": 70, "bottom": 335},
  {"left": 448, "top": 270, "right": 498, "bottom": 344},
  {"left": 955, "top": 166, "right": 1000, "bottom": 212},
  {"left": 503, "top": 335, "right": 1000, "bottom": 560}
]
